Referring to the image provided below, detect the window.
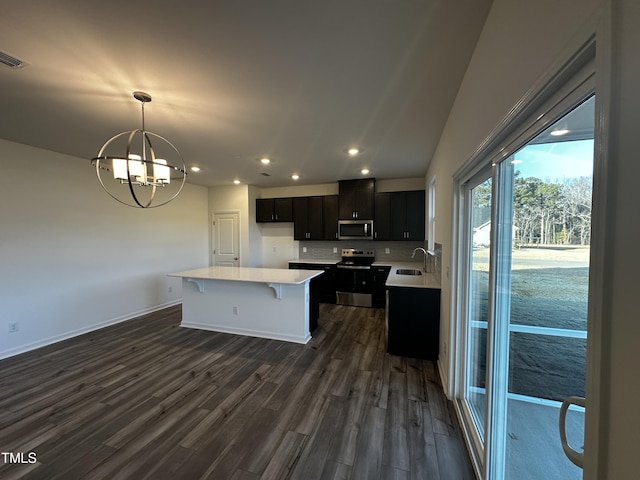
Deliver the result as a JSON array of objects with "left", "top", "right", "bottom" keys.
[{"left": 428, "top": 176, "right": 436, "bottom": 251}]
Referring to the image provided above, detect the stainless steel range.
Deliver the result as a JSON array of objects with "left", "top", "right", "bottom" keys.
[{"left": 335, "top": 248, "right": 375, "bottom": 307}]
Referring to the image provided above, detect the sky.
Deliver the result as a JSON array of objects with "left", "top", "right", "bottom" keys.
[{"left": 512, "top": 139, "right": 594, "bottom": 181}]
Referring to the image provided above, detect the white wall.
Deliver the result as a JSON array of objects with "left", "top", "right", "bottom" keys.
[
  {"left": 427, "top": 0, "right": 640, "bottom": 476},
  {"left": 247, "top": 185, "right": 264, "bottom": 267},
  {"left": 259, "top": 224, "right": 299, "bottom": 268},
  {"left": 376, "top": 177, "right": 425, "bottom": 192},
  {"left": 257, "top": 177, "right": 425, "bottom": 198},
  {"left": 259, "top": 183, "right": 338, "bottom": 198},
  {"left": 0, "top": 139, "right": 209, "bottom": 359}
]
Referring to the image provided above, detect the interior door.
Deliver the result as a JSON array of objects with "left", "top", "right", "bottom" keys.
[{"left": 212, "top": 211, "right": 240, "bottom": 266}]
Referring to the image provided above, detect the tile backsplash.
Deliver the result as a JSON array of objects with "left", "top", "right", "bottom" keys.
[{"left": 298, "top": 240, "right": 442, "bottom": 272}]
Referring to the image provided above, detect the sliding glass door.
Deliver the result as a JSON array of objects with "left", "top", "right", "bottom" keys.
[
  {"left": 503, "top": 96, "right": 593, "bottom": 478},
  {"left": 464, "top": 175, "right": 492, "bottom": 444},
  {"left": 458, "top": 93, "right": 595, "bottom": 479}
]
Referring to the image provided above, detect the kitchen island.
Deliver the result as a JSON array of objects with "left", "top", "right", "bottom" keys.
[{"left": 168, "top": 266, "right": 323, "bottom": 344}]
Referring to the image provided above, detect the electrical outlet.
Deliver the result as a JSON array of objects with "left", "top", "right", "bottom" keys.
[
  {"left": 233, "top": 306, "right": 239, "bottom": 315},
  {"left": 333, "top": 247, "right": 338, "bottom": 253},
  {"left": 385, "top": 248, "right": 390, "bottom": 254},
  {"left": 168, "top": 286, "right": 173, "bottom": 293},
  {"left": 8, "top": 322, "right": 18, "bottom": 333},
  {"left": 303, "top": 247, "right": 307, "bottom": 253}
]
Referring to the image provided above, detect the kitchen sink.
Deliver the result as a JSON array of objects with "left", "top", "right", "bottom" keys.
[{"left": 396, "top": 268, "right": 422, "bottom": 276}]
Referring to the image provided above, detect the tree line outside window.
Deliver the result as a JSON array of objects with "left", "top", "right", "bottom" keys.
[{"left": 471, "top": 173, "right": 593, "bottom": 247}]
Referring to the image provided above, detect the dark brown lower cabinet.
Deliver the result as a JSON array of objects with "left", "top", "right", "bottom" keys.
[
  {"left": 372, "top": 265, "right": 391, "bottom": 307},
  {"left": 386, "top": 286, "right": 440, "bottom": 360},
  {"left": 289, "top": 263, "right": 337, "bottom": 331}
]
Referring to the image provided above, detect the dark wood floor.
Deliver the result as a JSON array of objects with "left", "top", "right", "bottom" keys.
[{"left": 0, "top": 304, "right": 475, "bottom": 480}]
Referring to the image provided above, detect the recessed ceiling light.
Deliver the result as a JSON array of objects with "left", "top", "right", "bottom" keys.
[
  {"left": 190, "top": 166, "right": 201, "bottom": 172},
  {"left": 233, "top": 179, "right": 241, "bottom": 185},
  {"left": 259, "top": 157, "right": 271, "bottom": 165},
  {"left": 291, "top": 174, "right": 300, "bottom": 180},
  {"left": 347, "top": 147, "right": 360, "bottom": 156},
  {"left": 361, "top": 168, "right": 370, "bottom": 175},
  {"left": 550, "top": 128, "right": 570, "bottom": 136}
]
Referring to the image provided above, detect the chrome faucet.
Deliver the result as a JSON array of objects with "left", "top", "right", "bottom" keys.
[{"left": 411, "top": 247, "right": 435, "bottom": 273}]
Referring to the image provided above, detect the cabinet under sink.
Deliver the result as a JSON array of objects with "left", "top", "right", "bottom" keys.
[{"left": 386, "top": 286, "right": 440, "bottom": 360}]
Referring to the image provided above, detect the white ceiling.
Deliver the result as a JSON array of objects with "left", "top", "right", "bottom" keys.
[{"left": 0, "top": 1, "right": 492, "bottom": 188}]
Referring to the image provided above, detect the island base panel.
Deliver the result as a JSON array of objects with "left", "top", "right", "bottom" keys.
[{"left": 179, "top": 278, "right": 311, "bottom": 344}]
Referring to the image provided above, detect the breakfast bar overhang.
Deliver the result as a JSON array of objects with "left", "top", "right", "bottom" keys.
[{"left": 168, "top": 266, "right": 323, "bottom": 344}]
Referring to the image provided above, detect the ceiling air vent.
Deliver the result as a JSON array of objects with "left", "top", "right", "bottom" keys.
[{"left": 0, "top": 50, "right": 27, "bottom": 69}]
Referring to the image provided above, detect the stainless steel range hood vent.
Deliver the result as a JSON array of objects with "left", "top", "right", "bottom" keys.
[{"left": 0, "top": 50, "right": 27, "bottom": 69}]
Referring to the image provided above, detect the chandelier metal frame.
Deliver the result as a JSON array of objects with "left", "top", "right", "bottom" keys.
[{"left": 91, "top": 91, "right": 187, "bottom": 208}]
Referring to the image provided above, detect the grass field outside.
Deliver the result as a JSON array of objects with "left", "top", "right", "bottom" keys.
[{"left": 471, "top": 245, "right": 589, "bottom": 401}]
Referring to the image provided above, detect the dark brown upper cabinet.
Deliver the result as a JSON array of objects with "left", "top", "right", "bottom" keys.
[
  {"left": 390, "top": 190, "right": 425, "bottom": 241},
  {"left": 323, "top": 195, "right": 339, "bottom": 240},
  {"left": 374, "top": 190, "right": 425, "bottom": 241},
  {"left": 293, "top": 196, "right": 324, "bottom": 240},
  {"left": 338, "top": 178, "right": 375, "bottom": 220},
  {"left": 256, "top": 198, "right": 294, "bottom": 222},
  {"left": 374, "top": 192, "right": 392, "bottom": 240}
]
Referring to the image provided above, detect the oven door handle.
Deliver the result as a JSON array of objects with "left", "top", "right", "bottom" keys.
[{"left": 337, "top": 265, "right": 372, "bottom": 270}]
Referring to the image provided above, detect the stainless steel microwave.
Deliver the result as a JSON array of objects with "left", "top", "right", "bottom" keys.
[{"left": 338, "top": 220, "right": 374, "bottom": 240}]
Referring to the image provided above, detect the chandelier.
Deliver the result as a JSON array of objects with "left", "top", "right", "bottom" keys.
[{"left": 91, "top": 92, "right": 187, "bottom": 208}]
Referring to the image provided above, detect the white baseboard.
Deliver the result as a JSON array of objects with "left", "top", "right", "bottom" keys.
[
  {"left": 0, "top": 300, "right": 182, "bottom": 361},
  {"left": 180, "top": 321, "right": 311, "bottom": 345},
  {"left": 437, "top": 357, "right": 449, "bottom": 398}
]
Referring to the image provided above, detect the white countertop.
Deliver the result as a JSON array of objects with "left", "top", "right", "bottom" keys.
[
  {"left": 169, "top": 266, "right": 323, "bottom": 284},
  {"left": 374, "top": 261, "right": 442, "bottom": 289},
  {"left": 288, "top": 259, "right": 340, "bottom": 265},
  {"left": 287, "top": 259, "right": 441, "bottom": 289}
]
